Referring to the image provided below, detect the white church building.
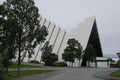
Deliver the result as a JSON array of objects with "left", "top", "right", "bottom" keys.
[{"left": 22, "top": 16, "right": 103, "bottom": 67}]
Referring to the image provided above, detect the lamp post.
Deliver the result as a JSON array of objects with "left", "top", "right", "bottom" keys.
[{"left": 117, "top": 53, "right": 120, "bottom": 70}]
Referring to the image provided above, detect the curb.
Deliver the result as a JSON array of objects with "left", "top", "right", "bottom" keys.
[{"left": 93, "top": 69, "right": 120, "bottom": 80}]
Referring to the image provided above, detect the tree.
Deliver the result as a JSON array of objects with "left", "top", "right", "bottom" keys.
[
  {"left": 83, "top": 44, "right": 96, "bottom": 67},
  {"left": 106, "top": 57, "right": 113, "bottom": 66},
  {"left": 62, "top": 52, "right": 69, "bottom": 62},
  {"left": 0, "top": 0, "right": 48, "bottom": 77},
  {"left": 41, "top": 41, "right": 53, "bottom": 64},
  {"left": 62, "top": 52, "right": 75, "bottom": 67},
  {"left": 41, "top": 41, "right": 58, "bottom": 66},
  {"left": 62, "top": 38, "right": 82, "bottom": 67},
  {"left": 74, "top": 42, "right": 83, "bottom": 67},
  {"left": 41, "top": 41, "right": 53, "bottom": 56},
  {"left": 0, "top": 4, "right": 18, "bottom": 80}
]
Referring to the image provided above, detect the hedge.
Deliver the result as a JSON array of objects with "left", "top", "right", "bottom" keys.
[{"left": 52, "top": 62, "right": 67, "bottom": 67}]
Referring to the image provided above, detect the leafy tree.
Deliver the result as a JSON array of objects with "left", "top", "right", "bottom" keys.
[
  {"left": 106, "top": 57, "right": 113, "bottom": 62},
  {"left": 62, "top": 52, "right": 69, "bottom": 62},
  {"left": 0, "top": 0, "right": 48, "bottom": 77},
  {"left": 0, "top": 4, "right": 18, "bottom": 80},
  {"left": 62, "top": 52, "right": 75, "bottom": 67},
  {"left": 62, "top": 38, "right": 82, "bottom": 67},
  {"left": 41, "top": 41, "right": 58, "bottom": 66},
  {"left": 41, "top": 41, "right": 52, "bottom": 64},
  {"left": 106, "top": 57, "right": 113, "bottom": 66},
  {"left": 41, "top": 41, "right": 53, "bottom": 56},
  {"left": 83, "top": 44, "right": 96, "bottom": 67},
  {"left": 74, "top": 42, "right": 83, "bottom": 67}
]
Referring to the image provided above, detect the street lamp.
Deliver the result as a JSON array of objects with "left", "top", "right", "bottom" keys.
[{"left": 117, "top": 53, "right": 120, "bottom": 70}]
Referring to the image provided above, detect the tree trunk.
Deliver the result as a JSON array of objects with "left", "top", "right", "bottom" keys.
[
  {"left": 27, "top": 58, "right": 30, "bottom": 63},
  {"left": 5, "top": 60, "right": 9, "bottom": 80},
  {"left": 21, "top": 53, "right": 26, "bottom": 63},
  {"left": 107, "top": 61, "right": 109, "bottom": 66},
  {"left": 0, "top": 67, "right": 3, "bottom": 80},
  {"left": 72, "top": 62, "right": 73, "bottom": 67},
  {"left": 69, "top": 62, "right": 70, "bottom": 67},
  {"left": 88, "top": 61, "right": 90, "bottom": 67},
  {"left": 95, "top": 61, "right": 97, "bottom": 68},
  {"left": 18, "top": 51, "right": 21, "bottom": 77},
  {"left": 78, "top": 59, "right": 80, "bottom": 67},
  {"left": 18, "top": 34, "right": 21, "bottom": 77}
]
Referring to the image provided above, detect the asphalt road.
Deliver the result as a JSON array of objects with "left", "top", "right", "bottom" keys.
[{"left": 17, "top": 67, "right": 118, "bottom": 80}]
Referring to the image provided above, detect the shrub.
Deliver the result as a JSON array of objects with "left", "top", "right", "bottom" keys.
[
  {"left": 42, "top": 53, "right": 58, "bottom": 66},
  {"left": 30, "top": 60, "right": 40, "bottom": 64},
  {"left": 52, "top": 62, "right": 67, "bottom": 67},
  {"left": 9, "top": 60, "right": 14, "bottom": 65}
]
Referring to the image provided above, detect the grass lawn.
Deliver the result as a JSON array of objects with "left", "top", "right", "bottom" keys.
[
  {"left": 8, "top": 70, "right": 53, "bottom": 80},
  {"left": 110, "top": 71, "right": 120, "bottom": 78},
  {"left": 9, "top": 63, "right": 41, "bottom": 69}
]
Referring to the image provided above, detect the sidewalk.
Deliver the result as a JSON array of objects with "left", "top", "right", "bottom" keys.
[{"left": 94, "top": 68, "right": 120, "bottom": 80}]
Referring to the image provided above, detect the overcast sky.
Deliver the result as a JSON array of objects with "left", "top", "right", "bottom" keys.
[{"left": 0, "top": 0, "right": 120, "bottom": 56}]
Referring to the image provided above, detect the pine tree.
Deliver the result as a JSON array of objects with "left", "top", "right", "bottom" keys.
[{"left": 83, "top": 44, "right": 96, "bottom": 67}]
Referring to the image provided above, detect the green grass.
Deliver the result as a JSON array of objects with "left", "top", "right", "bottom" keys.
[
  {"left": 9, "top": 64, "right": 41, "bottom": 69},
  {"left": 8, "top": 70, "right": 53, "bottom": 80},
  {"left": 110, "top": 71, "right": 120, "bottom": 78}
]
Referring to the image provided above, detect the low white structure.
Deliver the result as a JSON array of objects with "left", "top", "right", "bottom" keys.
[
  {"left": 23, "top": 16, "right": 103, "bottom": 66},
  {"left": 89, "top": 57, "right": 109, "bottom": 67}
]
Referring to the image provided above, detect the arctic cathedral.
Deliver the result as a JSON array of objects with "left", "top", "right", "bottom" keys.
[{"left": 23, "top": 16, "right": 103, "bottom": 66}]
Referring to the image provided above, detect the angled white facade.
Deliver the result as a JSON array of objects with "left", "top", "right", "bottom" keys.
[{"left": 23, "top": 16, "right": 103, "bottom": 66}]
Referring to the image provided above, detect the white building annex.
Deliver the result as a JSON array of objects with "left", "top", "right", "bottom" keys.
[{"left": 23, "top": 16, "right": 103, "bottom": 66}]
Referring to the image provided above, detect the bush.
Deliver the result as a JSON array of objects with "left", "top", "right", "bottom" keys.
[
  {"left": 9, "top": 60, "right": 14, "bottom": 65},
  {"left": 30, "top": 60, "right": 40, "bottom": 64},
  {"left": 52, "top": 62, "right": 67, "bottom": 67},
  {"left": 42, "top": 53, "right": 58, "bottom": 66}
]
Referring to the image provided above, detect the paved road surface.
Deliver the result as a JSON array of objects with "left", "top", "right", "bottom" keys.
[{"left": 18, "top": 67, "right": 118, "bottom": 80}]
